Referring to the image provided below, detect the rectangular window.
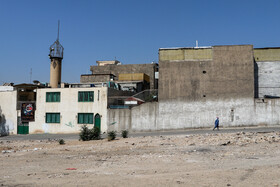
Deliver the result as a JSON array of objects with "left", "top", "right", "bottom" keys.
[
  {"left": 78, "top": 113, "right": 93, "bottom": 124},
  {"left": 78, "top": 91, "right": 94, "bottom": 102},
  {"left": 46, "top": 92, "right": 60, "bottom": 102},
  {"left": 46, "top": 113, "right": 60, "bottom": 123}
]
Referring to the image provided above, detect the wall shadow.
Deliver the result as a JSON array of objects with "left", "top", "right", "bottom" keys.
[
  {"left": 0, "top": 106, "right": 9, "bottom": 136},
  {"left": 254, "top": 60, "right": 259, "bottom": 98}
]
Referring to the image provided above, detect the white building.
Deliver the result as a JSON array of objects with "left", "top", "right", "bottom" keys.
[
  {"left": 31, "top": 87, "right": 108, "bottom": 134},
  {"left": 0, "top": 87, "right": 17, "bottom": 135},
  {"left": 0, "top": 86, "right": 108, "bottom": 135}
]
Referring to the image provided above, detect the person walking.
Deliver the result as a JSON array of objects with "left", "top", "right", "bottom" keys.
[{"left": 213, "top": 117, "right": 219, "bottom": 131}]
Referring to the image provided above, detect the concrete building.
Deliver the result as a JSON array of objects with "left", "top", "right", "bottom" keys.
[
  {"left": 31, "top": 86, "right": 108, "bottom": 134},
  {"left": 81, "top": 61, "right": 158, "bottom": 91},
  {"left": 254, "top": 47, "right": 280, "bottom": 98},
  {"left": 108, "top": 45, "right": 280, "bottom": 132},
  {"left": 157, "top": 45, "right": 255, "bottom": 129},
  {"left": 0, "top": 85, "right": 108, "bottom": 135},
  {"left": 2, "top": 44, "right": 280, "bottom": 135}
]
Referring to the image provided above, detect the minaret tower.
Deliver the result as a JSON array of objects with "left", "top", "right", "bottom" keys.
[{"left": 49, "top": 21, "right": 64, "bottom": 88}]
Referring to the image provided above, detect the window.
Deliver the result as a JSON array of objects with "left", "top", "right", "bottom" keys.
[
  {"left": 78, "top": 91, "right": 94, "bottom": 102},
  {"left": 46, "top": 113, "right": 60, "bottom": 123},
  {"left": 46, "top": 92, "right": 60, "bottom": 102},
  {"left": 78, "top": 113, "right": 93, "bottom": 124}
]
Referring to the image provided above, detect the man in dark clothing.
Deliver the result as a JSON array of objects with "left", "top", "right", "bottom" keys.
[{"left": 213, "top": 117, "right": 219, "bottom": 131}]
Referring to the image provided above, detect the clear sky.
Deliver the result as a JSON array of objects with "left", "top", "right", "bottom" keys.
[{"left": 0, "top": 0, "right": 279, "bottom": 84}]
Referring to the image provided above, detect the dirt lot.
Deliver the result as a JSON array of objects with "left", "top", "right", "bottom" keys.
[{"left": 1, "top": 131, "right": 280, "bottom": 187}]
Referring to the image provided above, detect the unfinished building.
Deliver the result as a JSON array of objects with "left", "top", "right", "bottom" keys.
[{"left": 80, "top": 60, "right": 158, "bottom": 92}]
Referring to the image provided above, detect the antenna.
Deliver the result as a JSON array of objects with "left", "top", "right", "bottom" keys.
[
  {"left": 57, "top": 20, "right": 60, "bottom": 41},
  {"left": 30, "top": 68, "right": 32, "bottom": 83}
]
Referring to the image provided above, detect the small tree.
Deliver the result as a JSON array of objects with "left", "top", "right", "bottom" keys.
[
  {"left": 107, "top": 131, "right": 116, "bottom": 141},
  {"left": 121, "top": 130, "right": 129, "bottom": 138}
]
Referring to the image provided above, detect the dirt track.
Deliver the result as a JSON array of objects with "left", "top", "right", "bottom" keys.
[{"left": 1, "top": 131, "right": 280, "bottom": 186}]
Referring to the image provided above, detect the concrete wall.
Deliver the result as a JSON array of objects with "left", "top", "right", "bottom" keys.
[
  {"left": 254, "top": 48, "right": 280, "bottom": 62},
  {"left": 157, "top": 99, "right": 256, "bottom": 129},
  {"left": 256, "top": 61, "right": 280, "bottom": 98},
  {"left": 254, "top": 48, "right": 280, "bottom": 98},
  {"left": 80, "top": 74, "right": 112, "bottom": 83},
  {"left": 159, "top": 45, "right": 254, "bottom": 101},
  {"left": 81, "top": 63, "right": 158, "bottom": 89},
  {"left": 31, "top": 87, "right": 108, "bottom": 134},
  {"left": 107, "top": 102, "right": 158, "bottom": 132},
  {"left": 107, "top": 98, "right": 280, "bottom": 132},
  {"left": 254, "top": 99, "right": 280, "bottom": 126},
  {"left": 159, "top": 47, "right": 212, "bottom": 61},
  {"left": 0, "top": 91, "right": 17, "bottom": 135}
]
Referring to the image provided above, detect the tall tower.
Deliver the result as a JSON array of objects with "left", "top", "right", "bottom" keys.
[{"left": 49, "top": 21, "right": 64, "bottom": 88}]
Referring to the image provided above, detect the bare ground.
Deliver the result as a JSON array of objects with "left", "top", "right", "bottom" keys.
[{"left": 1, "top": 131, "right": 280, "bottom": 187}]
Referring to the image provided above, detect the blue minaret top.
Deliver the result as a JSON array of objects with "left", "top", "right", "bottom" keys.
[{"left": 49, "top": 21, "right": 64, "bottom": 59}]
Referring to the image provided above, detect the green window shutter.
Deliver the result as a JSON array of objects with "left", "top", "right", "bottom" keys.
[
  {"left": 46, "top": 93, "right": 49, "bottom": 102},
  {"left": 78, "top": 113, "right": 82, "bottom": 124},
  {"left": 46, "top": 113, "right": 60, "bottom": 123},
  {"left": 56, "top": 113, "right": 58, "bottom": 123},
  {"left": 78, "top": 91, "right": 94, "bottom": 102},
  {"left": 84, "top": 114, "right": 87, "bottom": 123},
  {"left": 78, "top": 92, "right": 82, "bottom": 102},
  {"left": 51, "top": 93, "right": 55, "bottom": 102},
  {"left": 56, "top": 113, "right": 60, "bottom": 123},
  {"left": 85, "top": 92, "right": 88, "bottom": 101},
  {"left": 52, "top": 113, "right": 55, "bottom": 123},
  {"left": 57, "top": 93, "right": 60, "bottom": 102},
  {"left": 54, "top": 93, "right": 57, "bottom": 102},
  {"left": 89, "top": 92, "right": 94, "bottom": 101},
  {"left": 46, "top": 92, "right": 60, "bottom": 102},
  {"left": 46, "top": 114, "right": 50, "bottom": 123},
  {"left": 89, "top": 114, "right": 93, "bottom": 124},
  {"left": 78, "top": 113, "right": 93, "bottom": 124}
]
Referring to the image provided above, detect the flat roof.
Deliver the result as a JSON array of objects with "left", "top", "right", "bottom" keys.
[
  {"left": 159, "top": 44, "right": 255, "bottom": 50},
  {"left": 159, "top": 46, "right": 212, "bottom": 50},
  {"left": 254, "top": 47, "right": 280, "bottom": 49}
]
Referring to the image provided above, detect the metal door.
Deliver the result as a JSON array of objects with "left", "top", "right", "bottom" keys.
[
  {"left": 17, "top": 118, "right": 29, "bottom": 134},
  {"left": 94, "top": 114, "right": 101, "bottom": 131}
]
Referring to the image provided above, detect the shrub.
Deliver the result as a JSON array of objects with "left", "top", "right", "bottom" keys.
[
  {"left": 107, "top": 131, "right": 116, "bottom": 141},
  {"left": 121, "top": 130, "right": 129, "bottom": 138},
  {"left": 80, "top": 125, "right": 101, "bottom": 141},
  {"left": 90, "top": 127, "right": 101, "bottom": 140},
  {"left": 79, "top": 125, "right": 91, "bottom": 141},
  {"left": 58, "top": 139, "right": 65, "bottom": 145}
]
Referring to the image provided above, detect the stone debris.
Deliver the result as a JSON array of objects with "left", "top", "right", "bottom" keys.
[{"left": 1, "top": 131, "right": 280, "bottom": 186}]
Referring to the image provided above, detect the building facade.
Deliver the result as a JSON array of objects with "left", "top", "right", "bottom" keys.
[
  {"left": 108, "top": 45, "right": 280, "bottom": 132},
  {"left": 2, "top": 44, "right": 280, "bottom": 135},
  {"left": 0, "top": 86, "right": 108, "bottom": 135},
  {"left": 81, "top": 62, "right": 158, "bottom": 90}
]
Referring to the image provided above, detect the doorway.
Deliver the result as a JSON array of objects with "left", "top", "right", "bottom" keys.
[
  {"left": 94, "top": 114, "right": 101, "bottom": 131},
  {"left": 17, "top": 118, "right": 29, "bottom": 134}
]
